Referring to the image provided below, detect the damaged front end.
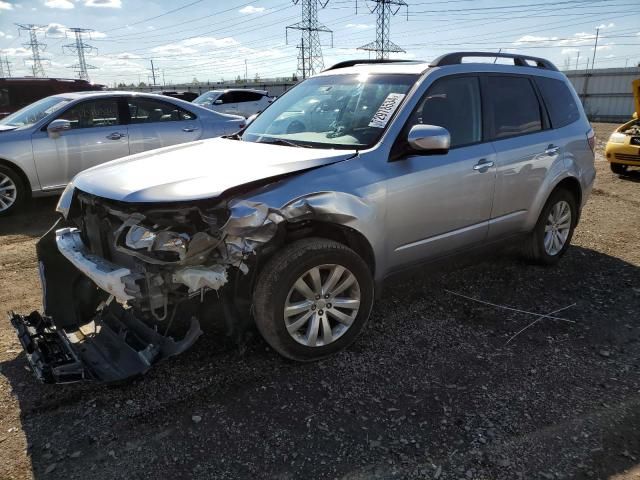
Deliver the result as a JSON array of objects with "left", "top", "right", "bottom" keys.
[
  {"left": 11, "top": 177, "right": 369, "bottom": 384},
  {"left": 10, "top": 189, "right": 289, "bottom": 384}
]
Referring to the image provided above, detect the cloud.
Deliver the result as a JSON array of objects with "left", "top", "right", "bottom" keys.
[
  {"left": 561, "top": 48, "right": 580, "bottom": 55},
  {"left": 239, "top": 5, "right": 264, "bottom": 14},
  {"left": 593, "top": 44, "right": 613, "bottom": 51},
  {"left": 182, "top": 36, "right": 238, "bottom": 48},
  {"left": 44, "top": 0, "right": 74, "bottom": 9},
  {"left": 0, "top": 47, "right": 31, "bottom": 57},
  {"left": 346, "top": 23, "right": 373, "bottom": 30},
  {"left": 597, "top": 22, "right": 615, "bottom": 30},
  {"left": 0, "top": 1, "right": 13, "bottom": 10},
  {"left": 84, "top": 0, "right": 121, "bottom": 7},
  {"left": 45, "top": 23, "right": 69, "bottom": 37}
]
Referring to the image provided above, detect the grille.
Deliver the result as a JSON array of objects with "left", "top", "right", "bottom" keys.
[{"left": 615, "top": 153, "right": 640, "bottom": 162}]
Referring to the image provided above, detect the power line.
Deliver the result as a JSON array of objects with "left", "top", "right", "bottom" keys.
[
  {"left": 62, "top": 28, "right": 97, "bottom": 81},
  {"left": 358, "top": 0, "right": 408, "bottom": 59},
  {"left": 15, "top": 23, "right": 48, "bottom": 77},
  {"left": 286, "top": 0, "right": 333, "bottom": 79}
]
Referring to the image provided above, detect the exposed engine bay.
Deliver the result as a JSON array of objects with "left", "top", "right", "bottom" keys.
[{"left": 621, "top": 119, "right": 640, "bottom": 136}]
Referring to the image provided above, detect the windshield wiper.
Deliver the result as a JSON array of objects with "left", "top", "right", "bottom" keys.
[{"left": 258, "top": 138, "right": 310, "bottom": 148}]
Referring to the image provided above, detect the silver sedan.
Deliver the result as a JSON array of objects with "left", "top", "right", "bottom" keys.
[{"left": 0, "top": 91, "right": 246, "bottom": 215}]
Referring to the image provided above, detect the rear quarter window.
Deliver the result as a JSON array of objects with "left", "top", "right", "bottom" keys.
[{"left": 534, "top": 77, "right": 580, "bottom": 128}]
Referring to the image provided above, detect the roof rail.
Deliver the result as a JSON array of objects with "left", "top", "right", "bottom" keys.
[
  {"left": 430, "top": 52, "right": 558, "bottom": 71},
  {"left": 324, "top": 59, "right": 419, "bottom": 71}
]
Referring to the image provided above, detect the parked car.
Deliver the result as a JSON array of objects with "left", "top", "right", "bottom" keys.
[
  {"left": 0, "top": 91, "right": 246, "bottom": 215},
  {"left": 0, "top": 77, "right": 104, "bottom": 119},
  {"left": 193, "top": 88, "right": 273, "bottom": 117},
  {"left": 11, "top": 52, "right": 596, "bottom": 384},
  {"left": 153, "top": 90, "right": 199, "bottom": 102},
  {"left": 605, "top": 78, "right": 640, "bottom": 174}
]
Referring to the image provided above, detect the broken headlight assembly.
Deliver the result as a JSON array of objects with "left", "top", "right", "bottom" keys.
[{"left": 124, "top": 225, "right": 191, "bottom": 262}]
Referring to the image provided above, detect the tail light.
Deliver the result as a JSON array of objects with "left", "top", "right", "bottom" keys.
[{"left": 587, "top": 128, "right": 596, "bottom": 152}]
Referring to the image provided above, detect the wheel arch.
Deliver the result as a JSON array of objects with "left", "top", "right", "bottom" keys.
[
  {"left": 0, "top": 158, "right": 32, "bottom": 199},
  {"left": 283, "top": 220, "right": 376, "bottom": 277}
]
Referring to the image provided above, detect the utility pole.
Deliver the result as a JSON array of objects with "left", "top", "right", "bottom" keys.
[
  {"left": 590, "top": 27, "right": 599, "bottom": 70},
  {"left": 358, "top": 0, "right": 408, "bottom": 60},
  {"left": 244, "top": 59, "right": 248, "bottom": 82},
  {"left": 575, "top": 51, "right": 580, "bottom": 71},
  {"left": 62, "top": 28, "right": 97, "bottom": 81},
  {"left": 4, "top": 57, "right": 11, "bottom": 77},
  {"left": 150, "top": 59, "right": 157, "bottom": 86},
  {"left": 286, "top": 0, "right": 332, "bottom": 79},
  {"left": 162, "top": 69, "right": 166, "bottom": 87},
  {"left": 16, "top": 24, "right": 47, "bottom": 77}
]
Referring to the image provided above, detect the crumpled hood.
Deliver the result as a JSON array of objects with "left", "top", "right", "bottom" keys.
[{"left": 73, "top": 138, "right": 357, "bottom": 203}]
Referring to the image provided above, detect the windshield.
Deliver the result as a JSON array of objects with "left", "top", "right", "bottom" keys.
[
  {"left": 241, "top": 73, "right": 417, "bottom": 149},
  {"left": 0, "top": 96, "right": 71, "bottom": 128},
  {"left": 193, "top": 92, "right": 219, "bottom": 105}
]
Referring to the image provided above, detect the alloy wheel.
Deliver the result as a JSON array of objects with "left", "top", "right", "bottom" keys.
[
  {"left": 544, "top": 200, "right": 572, "bottom": 256},
  {"left": 0, "top": 172, "right": 17, "bottom": 213},
  {"left": 284, "top": 264, "right": 361, "bottom": 347}
]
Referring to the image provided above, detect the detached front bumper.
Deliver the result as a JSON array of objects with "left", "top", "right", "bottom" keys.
[{"left": 9, "top": 222, "right": 202, "bottom": 384}]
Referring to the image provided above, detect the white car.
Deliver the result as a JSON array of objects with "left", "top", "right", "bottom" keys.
[
  {"left": 0, "top": 91, "right": 246, "bottom": 214},
  {"left": 193, "top": 89, "right": 273, "bottom": 118}
]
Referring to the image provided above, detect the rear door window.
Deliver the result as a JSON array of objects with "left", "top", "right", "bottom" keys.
[
  {"left": 233, "top": 91, "right": 263, "bottom": 102},
  {"left": 534, "top": 77, "right": 580, "bottom": 128},
  {"left": 128, "top": 98, "right": 196, "bottom": 123},
  {"left": 484, "top": 76, "right": 543, "bottom": 139}
]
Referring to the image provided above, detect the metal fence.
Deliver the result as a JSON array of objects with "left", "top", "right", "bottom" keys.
[
  {"left": 127, "top": 81, "right": 298, "bottom": 98},
  {"left": 565, "top": 67, "right": 640, "bottom": 123}
]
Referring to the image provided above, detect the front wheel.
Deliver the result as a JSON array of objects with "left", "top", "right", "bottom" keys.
[
  {"left": 523, "top": 188, "right": 577, "bottom": 265},
  {"left": 0, "top": 165, "right": 26, "bottom": 216},
  {"left": 610, "top": 163, "right": 628, "bottom": 175},
  {"left": 253, "top": 238, "right": 374, "bottom": 362}
]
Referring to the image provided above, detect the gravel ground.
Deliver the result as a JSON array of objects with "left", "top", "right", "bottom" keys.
[{"left": 1, "top": 123, "right": 639, "bottom": 480}]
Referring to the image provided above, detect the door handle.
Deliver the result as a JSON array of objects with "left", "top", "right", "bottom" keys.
[
  {"left": 545, "top": 144, "right": 560, "bottom": 155},
  {"left": 473, "top": 159, "right": 494, "bottom": 171},
  {"left": 182, "top": 127, "right": 199, "bottom": 132},
  {"left": 106, "top": 132, "right": 126, "bottom": 140}
]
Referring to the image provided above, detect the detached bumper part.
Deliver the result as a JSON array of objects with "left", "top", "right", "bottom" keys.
[
  {"left": 10, "top": 303, "right": 202, "bottom": 384},
  {"left": 10, "top": 223, "right": 203, "bottom": 384},
  {"left": 11, "top": 311, "right": 86, "bottom": 383}
]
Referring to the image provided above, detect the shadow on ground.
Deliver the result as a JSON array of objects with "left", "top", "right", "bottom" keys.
[
  {"left": 0, "top": 197, "right": 59, "bottom": 237},
  {"left": 2, "top": 245, "right": 640, "bottom": 479}
]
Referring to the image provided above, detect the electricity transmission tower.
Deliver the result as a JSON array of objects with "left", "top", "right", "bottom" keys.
[
  {"left": 286, "top": 0, "right": 333, "bottom": 79},
  {"left": 62, "top": 28, "right": 97, "bottom": 81},
  {"left": 3, "top": 57, "right": 11, "bottom": 77},
  {"left": 358, "top": 0, "right": 408, "bottom": 59},
  {"left": 16, "top": 24, "right": 48, "bottom": 77}
]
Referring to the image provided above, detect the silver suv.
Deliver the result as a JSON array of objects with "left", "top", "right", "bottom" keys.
[{"left": 12, "top": 53, "right": 596, "bottom": 383}]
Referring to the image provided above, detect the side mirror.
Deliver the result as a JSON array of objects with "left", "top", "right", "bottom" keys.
[
  {"left": 213, "top": 99, "right": 223, "bottom": 105},
  {"left": 47, "top": 119, "right": 71, "bottom": 137},
  {"left": 407, "top": 124, "right": 450, "bottom": 153}
]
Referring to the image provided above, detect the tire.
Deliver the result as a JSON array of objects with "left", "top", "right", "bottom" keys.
[
  {"left": 253, "top": 238, "right": 374, "bottom": 362},
  {"left": 0, "top": 165, "right": 26, "bottom": 217},
  {"left": 610, "top": 163, "right": 628, "bottom": 175},
  {"left": 523, "top": 188, "right": 578, "bottom": 265}
]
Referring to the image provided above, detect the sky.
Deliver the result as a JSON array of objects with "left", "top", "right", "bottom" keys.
[{"left": 0, "top": 0, "right": 638, "bottom": 86}]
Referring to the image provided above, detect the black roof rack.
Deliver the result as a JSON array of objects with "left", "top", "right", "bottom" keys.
[
  {"left": 430, "top": 52, "right": 558, "bottom": 71},
  {"left": 324, "top": 59, "right": 420, "bottom": 71}
]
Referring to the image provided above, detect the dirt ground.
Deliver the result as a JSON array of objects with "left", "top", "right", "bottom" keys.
[{"left": 1, "top": 123, "right": 639, "bottom": 480}]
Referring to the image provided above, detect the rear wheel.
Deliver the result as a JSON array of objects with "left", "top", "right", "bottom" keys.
[
  {"left": 610, "top": 163, "right": 628, "bottom": 175},
  {"left": 0, "top": 165, "right": 26, "bottom": 216},
  {"left": 523, "top": 188, "right": 577, "bottom": 265},
  {"left": 253, "top": 238, "right": 374, "bottom": 362}
]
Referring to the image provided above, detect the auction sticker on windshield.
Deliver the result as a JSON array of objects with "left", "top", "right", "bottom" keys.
[{"left": 368, "top": 93, "right": 405, "bottom": 128}]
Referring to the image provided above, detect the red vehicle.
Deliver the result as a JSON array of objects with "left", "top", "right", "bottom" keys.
[{"left": 0, "top": 77, "right": 105, "bottom": 118}]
